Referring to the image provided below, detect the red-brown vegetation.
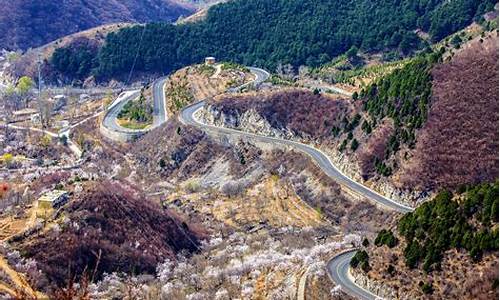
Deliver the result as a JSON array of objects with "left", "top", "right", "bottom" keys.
[
  {"left": 22, "top": 181, "right": 204, "bottom": 288},
  {"left": 0, "top": 0, "right": 194, "bottom": 50},
  {"left": 400, "top": 35, "right": 499, "bottom": 190},
  {"left": 132, "top": 119, "right": 228, "bottom": 181},
  {"left": 357, "top": 120, "right": 394, "bottom": 180},
  {"left": 211, "top": 90, "right": 350, "bottom": 140}
]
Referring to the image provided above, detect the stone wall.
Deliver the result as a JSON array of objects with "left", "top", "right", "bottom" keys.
[{"left": 99, "top": 121, "right": 146, "bottom": 143}]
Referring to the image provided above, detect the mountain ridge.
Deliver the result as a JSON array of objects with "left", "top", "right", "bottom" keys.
[{"left": 0, "top": 0, "right": 195, "bottom": 50}]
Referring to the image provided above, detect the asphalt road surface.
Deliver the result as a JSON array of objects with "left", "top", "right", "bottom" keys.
[
  {"left": 102, "top": 90, "right": 142, "bottom": 133},
  {"left": 103, "top": 67, "right": 267, "bottom": 135},
  {"left": 180, "top": 101, "right": 413, "bottom": 213},
  {"left": 102, "top": 75, "right": 168, "bottom": 135},
  {"left": 179, "top": 67, "right": 412, "bottom": 299},
  {"left": 152, "top": 76, "right": 168, "bottom": 126},
  {"left": 106, "top": 65, "right": 407, "bottom": 298},
  {"left": 227, "top": 67, "right": 270, "bottom": 92},
  {"left": 327, "top": 250, "right": 380, "bottom": 300}
]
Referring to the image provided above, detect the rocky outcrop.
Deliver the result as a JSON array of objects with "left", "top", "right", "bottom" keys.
[
  {"left": 196, "top": 104, "right": 292, "bottom": 139},
  {"left": 349, "top": 268, "right": 398, "bottom": 300},
  {"left": 196, "top": 103, "right": 427, "bottom": 207}
]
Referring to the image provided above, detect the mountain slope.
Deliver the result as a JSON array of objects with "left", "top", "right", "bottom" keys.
[
  {"left": 399, "top": 34, "right": 499, "bottom": 190},
  {"left": 50, "top": 0, "right": 496, "bottom": 80},
  {"left": 0, "top": 0, "right": 195, "bottom": 50},
  {"left": 351, "top": 184, "right": 499, "bottom": 299},
  {"left": 191, "top": 29, "right": 498, "bottom": 205},
  {"left": 20, "top": 181, "right": 203, "bottom": 288}
]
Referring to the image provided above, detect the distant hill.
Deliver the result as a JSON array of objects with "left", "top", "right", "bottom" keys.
[
  {"left": 0, "top": 0, "right": 195, "bottom": 50},
  {"left": 45, "top": 0, "right": 497, "bottom": 81}
]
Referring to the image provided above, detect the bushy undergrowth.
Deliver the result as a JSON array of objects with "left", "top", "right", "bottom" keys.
[
  {"left": 398, "top": 183, "right": 499, "bottom": 272},
  {"left": 22, "top": 181, "right": 203, "bottom": 288}
]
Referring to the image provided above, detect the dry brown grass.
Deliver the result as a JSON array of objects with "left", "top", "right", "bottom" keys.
[
  {"left": 174, "top": 176, "right": 325, "bottom": 229},
  {"left": 165, "top": 64, "right": 251, "bottom": 114},
  {"left": 365, "top": 241, "right": 498, "bottom": 299}
]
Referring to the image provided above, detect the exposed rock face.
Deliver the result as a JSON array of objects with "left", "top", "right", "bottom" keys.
[
  {"left": 196, "top": 101, "right": 425, "bottom": 207},
  {"left": 197, "top": 104, "right": 291, "bottom": 139},
  {"left": 350, "top": 268, "right": 399, "bottom": 300}
]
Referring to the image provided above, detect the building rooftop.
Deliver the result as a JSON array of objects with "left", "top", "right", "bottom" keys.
[{"left": 38, "top": 190, "right": 68, "bottom": 203}]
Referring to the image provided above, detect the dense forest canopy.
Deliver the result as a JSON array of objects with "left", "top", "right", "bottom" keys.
[{"left": 51, "top": 0, "right": 496, "bottom": 80}]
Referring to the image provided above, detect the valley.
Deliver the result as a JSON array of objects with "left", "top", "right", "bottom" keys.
[{"left": 0, "top": 0, "right": 498, "bottom": 299}]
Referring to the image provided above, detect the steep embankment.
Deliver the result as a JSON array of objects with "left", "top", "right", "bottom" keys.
[
  {"left": 350, "top": 184, "right": 499, "bottom": 299},
  {"left": 197, "top": 33, "right": 498, "bottom": 205},
  {"left": 130, "top": 118, "right": 398, "bottom": 232},
  {"left": 20, "top": 181, "right": 204, "bottom": 289},
  {"left": 0, "top": 0, "right": 195, "bottom": 50},
  {"left": 399, "top": 34, "right": 499, "bottom": 191}
]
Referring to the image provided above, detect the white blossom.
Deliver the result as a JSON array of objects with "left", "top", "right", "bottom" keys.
[{"left": 330, "top": 284, "right": 342, "bottom": 296}]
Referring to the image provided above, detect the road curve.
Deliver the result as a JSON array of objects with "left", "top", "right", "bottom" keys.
[
  {"left": 102, "top": 65, "right": 267, "bottom": 138},
  {"left": 179, "top": 102, "right": 413, "bottom": 213},
  {"left": 179, "top": 66, "right": 411, "bottom": 299},
  {"left": 227, "top": 67, "right": 270, "bottom": 93},
  {"left": 327, "top": 250, "right": 380, "bottom": 300},
  {"left": 101, "top": 76, "right": 168, "bottom": 137}
]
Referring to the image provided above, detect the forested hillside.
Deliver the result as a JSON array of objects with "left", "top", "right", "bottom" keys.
[
  {"left": 0, "top": 0, "right": 194, "bottom": 50},
  {"left": 353, "top": 183, "right": 499, "bottom": 299},
  {"left": 357, "top": 51, "right": 440, "bottom": 176},
  {"left": 51, "top": 0, "right": 496, "bottom": 81}
]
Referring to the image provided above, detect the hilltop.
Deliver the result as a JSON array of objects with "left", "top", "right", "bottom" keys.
[{"left": 0, "top": 0, "right": 195, "bottom": 51}]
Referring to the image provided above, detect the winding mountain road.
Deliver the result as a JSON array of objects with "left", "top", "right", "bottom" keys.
[
  {"left": 178, "top": 66, "right": 412, "bottom": 299},
  {"left": 102, "top": 67, "right": 267, "bottom": 140},
  {"left": 179, "top": 86, "right": 413, "bottom": 214},
  {"left": 102, "top": 64, "right": 408, "bottom": 299},
  {"left": 101, "top": 76, "right": 168, "bottom": 139},
  {"left": 327, "top": 250, "right": 380, "bottom": 300}
]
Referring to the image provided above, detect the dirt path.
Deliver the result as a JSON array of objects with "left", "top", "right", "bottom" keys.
[
  {"left": 297, "top": 267, "right": 309, "bottom": 300},
  {"left": 0, "top": 207, "right": 47, "bottom": 299},
  {"left": 0, "top": 256, "right": 46, "bottom": 299},
  {"left": 0, "top": 281, "right": 17, "bottom": 297}
]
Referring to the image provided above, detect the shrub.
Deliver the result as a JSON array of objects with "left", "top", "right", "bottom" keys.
[
  {"left": 374, "top": 229, "right": 398, "bottom": 248},
  {"left": 350, "top": 250, "right": 369, "bottom": 272},
  {"left": 350, "top": 139, "right": 359, "bottom": 151},
  {"left": 59, "top": 135, "right": 68, "bottom": 146},
  {"left": 421, "top": 282, "right": 433, "bottom": 294},
  {"left": 387, "top": 264, "right": 395, "bottom": 276}
]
